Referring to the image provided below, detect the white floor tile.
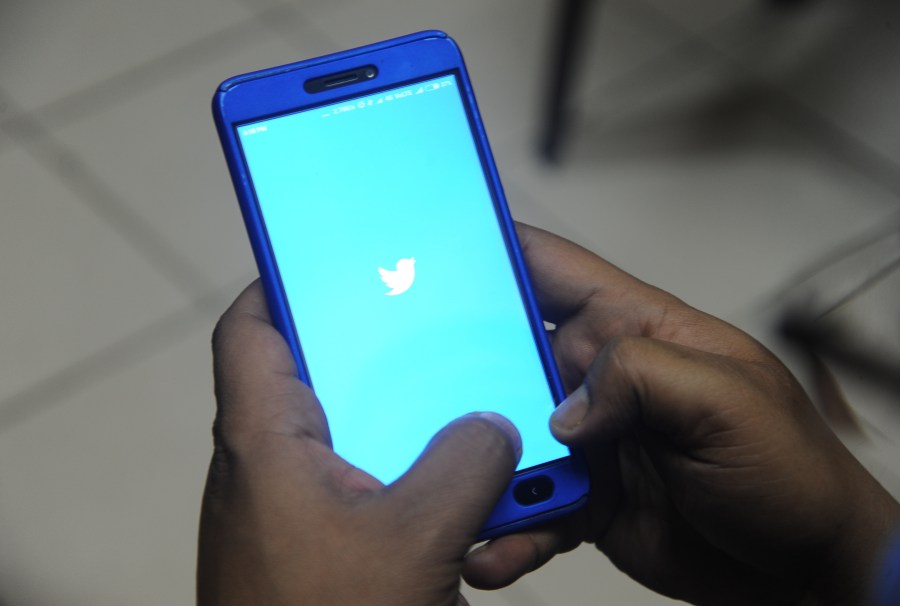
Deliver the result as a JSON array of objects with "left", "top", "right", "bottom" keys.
[
  {"left": 0, "top": 0, "right": 253, "bottom": 112},
  {"left": 51, "top": 32, "right": 304, "bottom": 293},
  {"left": 496, "top": 57, "right": 899, "bottom": 321},
  {"left": 0, "top": 324, "right": 214, "bottom": 606},
  {"left": 696, "top": 0, "right": 900, "bottom": 167},
  {"left": 636, "top": 0, "right": 758, "bottom": 35},
  {"left": 566, "top": 0, "right": 690, "bottom": 118},
  {"left": 0, "top": 145, "right": 189, "bottom": 406}
]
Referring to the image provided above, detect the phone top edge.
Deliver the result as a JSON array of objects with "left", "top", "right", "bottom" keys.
[{"left": 215, "top": 30, "right": 450, "bottom": 94}]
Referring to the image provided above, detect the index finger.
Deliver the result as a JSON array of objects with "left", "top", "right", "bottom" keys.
[
  {"left": 515, "top": 223, "right": 771, "bottom": 362},
  {"left": 516, "top": 222, "right": 667, "bottom": 328},
  {"left": 212, "top": 280, "right": 331, "bottom": 450}
]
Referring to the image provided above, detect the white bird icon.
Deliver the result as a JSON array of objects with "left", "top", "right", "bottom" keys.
[{"left": 378, "top": 257, "right": 416, "bottom": 296}]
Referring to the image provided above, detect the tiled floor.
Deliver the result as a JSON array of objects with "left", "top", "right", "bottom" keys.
[{"left": 0, "top": 0, "right": 898, "bottom": 604}]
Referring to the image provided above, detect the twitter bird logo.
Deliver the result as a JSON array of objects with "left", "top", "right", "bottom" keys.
[{"left": 379, "top": 257, "right": 416, "bottom": 296}]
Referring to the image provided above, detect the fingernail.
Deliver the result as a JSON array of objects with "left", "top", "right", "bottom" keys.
[
  {"left": 472, "top": 411, "right": 522, "bottom": 462},
  {"left": 551, "top": 384, "right": 589, "bottom": 431}
]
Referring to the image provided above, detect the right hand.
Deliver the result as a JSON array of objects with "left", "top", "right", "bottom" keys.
[
  {"left": 199, "top": 282, "right": 522, "bottom": 606},
  {"left": 464, "top": 224, "right": 900, "bottom": 605}
]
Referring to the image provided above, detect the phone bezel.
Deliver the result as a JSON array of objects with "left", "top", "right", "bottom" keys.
[{"left": 213, "top": 30, "right": 588, "bottom": 538}]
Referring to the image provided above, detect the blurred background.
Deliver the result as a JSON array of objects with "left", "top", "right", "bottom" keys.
[{"left": 1, "top": 0, "right": 898, "bottom": 604}]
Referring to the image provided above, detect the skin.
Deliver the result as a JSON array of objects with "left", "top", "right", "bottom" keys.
[
  {"left": 198, "top": 224, "right": 899, "bottom": 605},
  {"left": 463, "top": 224, "right": 900, "bottom": 605},
  {"left": 197, "top": 281, "right": 522, "bottom": 606}
]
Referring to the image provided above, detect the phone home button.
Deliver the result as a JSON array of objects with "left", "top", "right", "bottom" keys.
[{"left": 513, "top": 475, "right": 555, "bottom": 506}]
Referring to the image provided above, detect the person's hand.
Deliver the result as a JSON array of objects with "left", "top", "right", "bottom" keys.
[
  {"left": 198, "top": 282, "right": 521, "bottom": 606},
  {"left": 464, "top": 225, "right": 900, "bottom": 605}
]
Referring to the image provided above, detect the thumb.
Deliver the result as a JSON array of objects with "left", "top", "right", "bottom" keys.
[
  {"left": 385, "top": 412, "right": 521, "bottom": 548},
  {"left": 549, "top": 336, "right": 740, "bottom": 448}
]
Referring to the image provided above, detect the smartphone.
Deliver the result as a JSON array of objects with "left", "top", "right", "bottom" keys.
[{"left": 213, "top": 30, "right": 588, "bottom": 539}]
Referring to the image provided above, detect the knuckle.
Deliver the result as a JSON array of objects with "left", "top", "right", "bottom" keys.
[
  {"left": 211, "top": 299, "right": 247, "bottom": 349},
  {"left": 202, "top": 442, "right": 234, "bottom": 501},
  {"left": 211, "top": 311, "right": 228, "bottom": 348},
  {"left": 211, "top": 312, "right": 244, "bottom": 378}
]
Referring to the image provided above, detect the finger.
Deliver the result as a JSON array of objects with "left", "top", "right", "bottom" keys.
[
  {"left": 515, "top": 223, "right": 659, "bottom": 325},
  {"left": 464, "top": 437, "right": 620, "bottom": 589},
  {"left": 516, "top": 223, "right": 765, "bottom": 361},
  {"left": 550, "top": 336, "right": 754, "bottom": 448},
  {"left": 463, "top": 517, "right": 583, "bottom": 589},
  {"left": 384, "top": 413, "right": 521, "bottom": 551},
  {"left": 598, "top": 440, "right": 795, "bottom": 605},
  {"left": 212, "top": 281, "right": 331, "bottom": 450}
]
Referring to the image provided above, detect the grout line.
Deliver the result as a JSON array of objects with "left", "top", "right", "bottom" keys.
[
  {"left": 627, "top": 0, "right": 900, "bottom": 201},
  {"left": 0, "top": 10, "right": 299, "bottom": 305},
  {"left": 0, "top": 273, "right": 254, "bottom": 433},
  {"left": 0, "top": 5, "right": 321, "bottom": 311},
  {"left": 503, "top": 177, "right": 593, "bottom": 253},
  {"left": 617, "top": 0, "right": 900, "bottom": 327},
  {"left": 758, "top": 90, "right": 900, "bottom": 199},
  {"left": 236, "top": 0, "right": 338, "bottom": 56},
  {"left": 506, "top": 2, "right": 744, "bottom": 158},
  {"left": 0, "top": 96, "right": 215, "bottom": 298},
  {"left": 0, "top": 5, "right": 296, "bottom": 137},
  {"left": 538, "top": 0, "right": 900, "bottom": 205},
  {"left": 575, "top": 36, "right": 717, "bottom": 125},
  {"left": 0, "top": 2, "right": 329, "bottom": 435},
  {"left": 622, "top": 0, "right": 759, "bottom": 45},
  {"left": 725, "top": 210, "right": 900, "bottom": 327},
  {"left": 507, "top": 0, "right": 900, "bottom": 331},
  {"left": 596, "top": 0, "right": 754, "bottom": 96}
]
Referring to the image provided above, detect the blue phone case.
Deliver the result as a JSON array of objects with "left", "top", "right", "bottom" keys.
[{"left": 213, "top": 30, "right": 588, "bottom": 539}]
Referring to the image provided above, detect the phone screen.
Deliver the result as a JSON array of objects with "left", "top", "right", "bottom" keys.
[{"left": 237, "top": 73, "right": 568, "bottom": 484}]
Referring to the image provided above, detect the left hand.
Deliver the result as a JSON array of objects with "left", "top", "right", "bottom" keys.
[
  {"left": 462, "top": 224, "right": 900, "bottom": 605},
  {"left": 197, "top": 281, "right": 521, "bottom": 606}
]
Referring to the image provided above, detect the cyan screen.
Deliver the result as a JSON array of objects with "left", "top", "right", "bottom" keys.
[{"left": 238, "top": 74, "right": 567, "bottom": 483}]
